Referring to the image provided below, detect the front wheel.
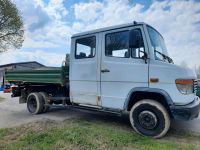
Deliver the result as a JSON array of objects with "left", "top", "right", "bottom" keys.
[{"left": 129, "top": 99, "right": 170, "bottom": 138}]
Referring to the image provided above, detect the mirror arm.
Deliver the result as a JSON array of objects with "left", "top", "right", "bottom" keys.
[{"left": 143, "top": 52, "right": 148, "bottom": 64}]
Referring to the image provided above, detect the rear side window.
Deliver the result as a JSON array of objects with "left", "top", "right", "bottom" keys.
[
  {"left": 105, "top": 31, "right": 129, "bottom": 58},
  {"left": 75, "top": 36, "right": 96, "bottom": 59}
]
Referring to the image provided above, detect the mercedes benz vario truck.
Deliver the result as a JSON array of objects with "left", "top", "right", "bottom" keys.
[{"left": 5, "top": 22, "right": 200, "bottom": 138}]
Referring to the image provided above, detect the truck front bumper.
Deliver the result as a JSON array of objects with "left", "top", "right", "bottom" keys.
[{"left": 171, "top": 97, "right": 200, "bottom": 120}]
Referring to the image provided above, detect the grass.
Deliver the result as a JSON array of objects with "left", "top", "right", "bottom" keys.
[{"left": 0, "top": 118, "right": 200, "bottom": 150}]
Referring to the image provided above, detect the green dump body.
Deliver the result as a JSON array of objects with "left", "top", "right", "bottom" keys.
[
  {"left": 197, "top": 80, "right": 200, "bottom": 98},
  {"left": 5, "top": 66, "right": 69, "bottom": 86}
]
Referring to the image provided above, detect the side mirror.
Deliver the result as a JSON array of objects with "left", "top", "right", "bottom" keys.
[{"left": 129, "top": 29, "right": 142, "bottom": 48}]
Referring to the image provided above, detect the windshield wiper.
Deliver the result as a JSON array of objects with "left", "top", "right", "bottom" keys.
[{"left": 154, "top": 50, "right": 174, "bottom": 64}]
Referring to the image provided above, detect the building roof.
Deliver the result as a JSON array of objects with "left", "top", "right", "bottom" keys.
[
  {"left": 0, "top": 61, "right": 45, "bottom": 68},
  {"left": 72, "top": 22, "right": 145, "bottom": 38}
]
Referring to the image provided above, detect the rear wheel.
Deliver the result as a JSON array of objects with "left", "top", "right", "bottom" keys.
[
  {"left": 129, "top": 99, "right": 170, "bottom": 138},
  {"left": 39, "top": 92, "right": 50, "bottom": 113},
  {"left": 27, "top": 93, "right": 44, "bottom": 115}
]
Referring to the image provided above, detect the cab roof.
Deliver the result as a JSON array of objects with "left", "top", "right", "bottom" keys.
[{"left": 72, "top": 22, "right": 146, "bottom": 38}]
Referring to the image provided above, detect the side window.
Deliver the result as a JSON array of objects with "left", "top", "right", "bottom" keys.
[
  {"left": 130, "top": 29, "right": 145, "bottom": 59},
  {"left": 105, "top": 29, "right": 145, "bottom": 59},
  {"left": 105, "top": 31, "right": 129, "bottom": 58},
  {"left": 131, "top": 46, "right": 145, "bottom": 58},
  {"left": 75, "top": 36, "right": 96, "bottom": 59}
]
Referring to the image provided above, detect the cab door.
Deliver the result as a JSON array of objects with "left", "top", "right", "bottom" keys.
[
  {"left": 100, "top": 26, "right": 149, "bottom": 109},
  {"left": 70, "top": 34, "right": 100, "bottom": 106}
]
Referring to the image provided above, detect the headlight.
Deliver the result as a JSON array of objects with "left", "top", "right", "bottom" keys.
[{"left": 175, "top": 79, "right": 193, "bottom": 95}]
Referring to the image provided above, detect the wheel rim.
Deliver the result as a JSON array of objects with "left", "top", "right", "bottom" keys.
[
  {"left": 138, "top": 110, "right": 158, "bottom": 130},
  {"left": 28, "top": 97, "right": 37, "bottom": 113}
]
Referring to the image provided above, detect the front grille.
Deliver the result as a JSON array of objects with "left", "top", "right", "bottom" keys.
[{"left": 193, "top": 80, "right": 198, "bottom": 94}]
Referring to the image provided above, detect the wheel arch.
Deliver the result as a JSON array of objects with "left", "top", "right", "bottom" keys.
[{"left": 124, "top": 87, "right": 174, "bottom": 117}]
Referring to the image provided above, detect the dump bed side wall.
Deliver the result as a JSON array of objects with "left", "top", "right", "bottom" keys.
[{"left": 5, "top": 66, "right": 69, "bottom": 85}]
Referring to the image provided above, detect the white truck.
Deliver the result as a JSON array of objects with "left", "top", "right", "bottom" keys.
[{"left": 6, "top": 22, "right": 200, "bottom": 138}]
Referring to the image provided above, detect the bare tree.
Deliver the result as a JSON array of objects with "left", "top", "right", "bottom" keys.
[{"left": 0, "top": 0, "right": 24, "bottom": 52}]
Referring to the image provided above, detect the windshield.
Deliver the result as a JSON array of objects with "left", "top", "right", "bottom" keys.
[{"left": 147, "top": 26, "right": 172, "bottom": 63}]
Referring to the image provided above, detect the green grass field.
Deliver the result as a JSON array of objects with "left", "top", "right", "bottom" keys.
[{"left": 0, "top": 118, "right": 200, "bottom": 150}]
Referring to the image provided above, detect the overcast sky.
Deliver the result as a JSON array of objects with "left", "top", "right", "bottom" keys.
[{"left": 0, "top": 0, "right": 200, "bottom": 68}]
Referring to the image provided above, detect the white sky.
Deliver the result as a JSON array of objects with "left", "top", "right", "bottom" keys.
[{"left": 0, "top": 0, "right": 200, "bottom": 69}]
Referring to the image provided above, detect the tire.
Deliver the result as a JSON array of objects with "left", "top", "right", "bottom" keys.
[
  {"left": 39, "top": 92, "right": 50, "bottom": 113},
  {"left": 27, "top": 92, "right": 44, "bottom": 115},
  {"left": 129, "top": 99, "right": 170, "bottom": 138}
]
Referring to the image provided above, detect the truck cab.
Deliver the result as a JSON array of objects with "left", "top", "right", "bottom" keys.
[{"left": 6, "top": 22, "right": 200, "bottom": 138}]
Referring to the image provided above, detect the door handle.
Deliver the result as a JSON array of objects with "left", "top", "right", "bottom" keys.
[{"left": 101, "top": 69, "right": 110, "bottom": 73}]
